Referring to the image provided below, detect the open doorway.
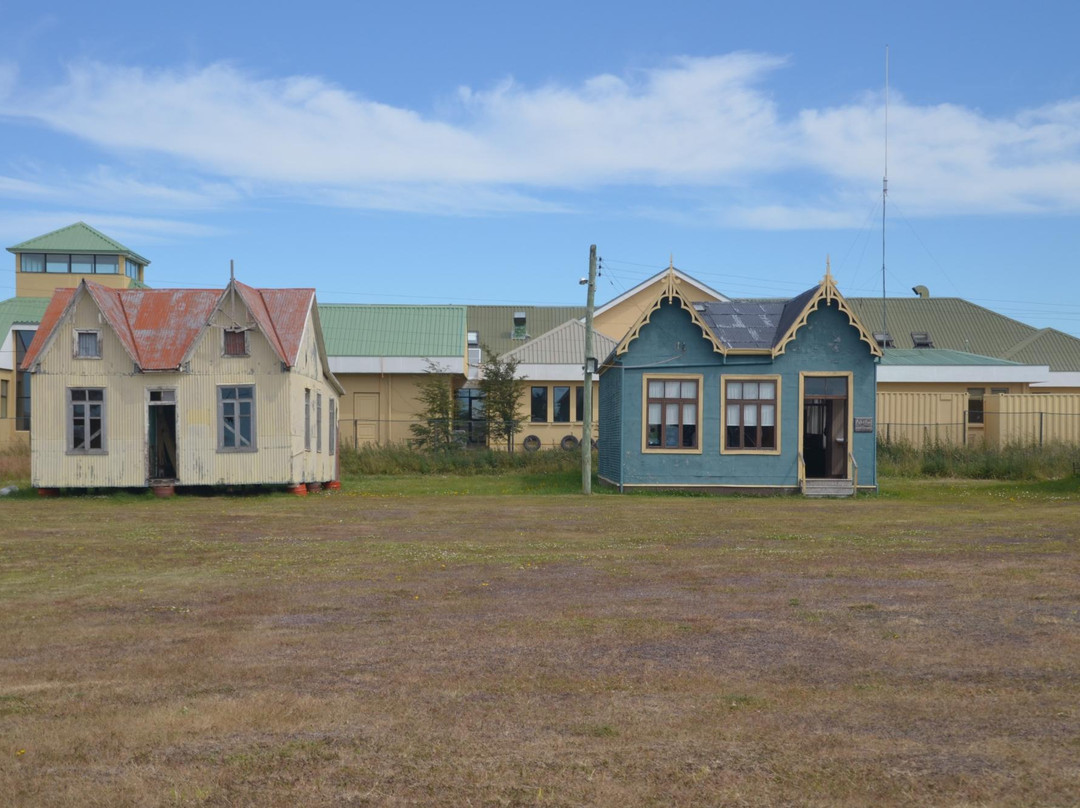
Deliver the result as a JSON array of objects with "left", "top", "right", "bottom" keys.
[
  {"left": 802, "top": 376, "right": 848, "bottom": 479},
  {"left": 148, "top": 390, "right": 177, "bottom": 481}
]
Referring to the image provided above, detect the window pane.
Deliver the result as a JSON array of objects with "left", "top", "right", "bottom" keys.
[
  {"left": 665, "top": 403, "right": 678, "bottom": 426},
  {"left": 647, "top": 403, "right": 661, "bottom": 425},
  {"left": 761, "top": 404, "right": 775, "bottom": 427},
  {"left": 531, "top": 386, "right": 547, "bottom": 422},
  {"left": 744, "top": 405, "right": 757, "bottom": 427},
  {"left": 71, "top": 254, "right": 94, "bottom": 274},
  {"left": 46, "top": 254, "right": 69, "bottom": 273},
  {"left": 575, "top": 386, "right": 584, "bottom": 422},
  {"left": 726, "top": 404, "right": 740, "bottom": 426},
  {"left": 743, "top": 424, "right": 758, "bottom": 448},
  {"left": 682, "top": 403, "right": 696, "bottom": 426},
  {"left": 96, "top": 255, "right": 119, "bottom": 274},
  {"left": 664, "top": 424, "right": 679, "bottom": 447},
  {"left": 726, "top": 425, "right": 740, "bottom": 448},
  {"left": 680, "top": 380, "right": 697, "bottom": 398},
  {"left": 728, "top": 382, "right": 742, "bottom": 399},
  {"left": 664, "top": 381, "right": 680, "bottom": 398},
  {"left": 761, "top": 425, "right": 776, "bottom": 448},
  {"left": 77, "top": 331, "right": 99, "bottom": 357},
  {"left": 553, "top": 386, "right": 570, "bottom": 422},
  {"left": 805, "top": 377, "right": 826, "bottom": 396},
  {"left": 648, "top": 380, "right": 663, "bottom": 398},
  {"left": 760, "top": 382, "right": 775, "bottom": 400},
  {"left": 21, "top": 253, "right": 45, "bottom": 273},
  {"left": 682, "top": 423, "right": 696, "bottom": 448},
  {"left": 237, "top": 386, "right": 253, "bottom": 400},
  {"left": 647, "top": 424, "right": 661, "bottom": 447},
  {"left": 826, "top": 377, "right": 847, "bottom": 396},
  {"left": 744, "top": 382, "right": 759, "bottom": 399}
]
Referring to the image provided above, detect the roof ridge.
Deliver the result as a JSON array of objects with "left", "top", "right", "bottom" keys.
[{"left": 1002, "top": 327, "right": 1052, "bottom": 359}]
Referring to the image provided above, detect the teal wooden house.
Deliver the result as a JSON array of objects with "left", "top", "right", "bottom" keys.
[{"left": 597, "top": 266, "right": 882, "bottom": 496}]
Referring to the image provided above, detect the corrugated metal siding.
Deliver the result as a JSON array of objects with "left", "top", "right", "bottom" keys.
[
  {"left": 31, "top": 295, "right": 339, "bottom": 488},
  {"left": 985, "top": 394, "right": 1080, "bottom": 447},
  {"left": 876, "top": 391, "right": 968, "bottom": 447}
]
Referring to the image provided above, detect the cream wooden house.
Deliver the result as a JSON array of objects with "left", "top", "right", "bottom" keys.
[{"left": 21, "top": 279, "right": 342, "bottom": 492}]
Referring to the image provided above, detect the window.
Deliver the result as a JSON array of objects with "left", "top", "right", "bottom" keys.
[
  {"left": 1, "top": 380, "right": 8, "bottom": 418},
  {"left": 219, "top": 386, "right": 255, "bottom": 450},
  {"left": 576, "top": 386, "right": 585, "bottom": 422},
  {"left": 990, "top": 387, "right": 1009, "bottom": 395},
  {"left": 552, "top": 386, "right": 571, "bottom": 423},
  {"left": 512, "top": 312, "right": 527, "bottom": 339},
  {"left": 644, "top": 377, "right": 700, "bottom": 451},
  {"left": 304, "top": 389, "right": 312, "bottom": 450},
  {"left": 20, "top": 253, "right": 45, "bottom": 273},
  {"left": 74, "top": 330, "right": 101, "bottom": 358},
  {"left": 39, "top": 254, "right": 120, "bottom": 274},
  {"left": 967, "top": 387, "right": 985, "bottom": 424},
  {"left": 724, "top": 378, "right": 778, "bottom": 451},
  {"left": 316, "top": 392, "right": 323, "bottom": 453},
  {"left": 467, "top": 331, "right": 482, "bottom": 366},
  {"left": 14, "top": 329, "right": 33, "bottom": 431},
  {"left": 329, "top": 398, "right": 336, "bottom": 456},
  {"left": 223, "top": 329, "right": 247, "bottom": 356},
  {"left": 531, "top": 386, "right": 547, "bottom": 422},
  {"left": 126, "top": 259, "right": 140, "bottom": 280},
  {"left": 68, "top": 388, "right": 105, "bottom": 453}
]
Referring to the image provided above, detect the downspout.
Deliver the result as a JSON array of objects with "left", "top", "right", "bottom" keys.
[{"left": 619, "top": 363, "right": 625, "bottom": 493}]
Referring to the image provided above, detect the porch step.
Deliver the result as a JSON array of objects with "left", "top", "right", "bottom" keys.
[{"left": 803, "top": 478, "right": 855, "bottom": 498}]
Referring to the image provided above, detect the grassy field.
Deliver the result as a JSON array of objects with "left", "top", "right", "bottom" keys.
[{"left": 1, "top": 477, "right": 1078, "bottom": 806}]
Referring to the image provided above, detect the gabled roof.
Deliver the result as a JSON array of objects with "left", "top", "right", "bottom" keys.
[
  {"left": 22, "top": 280, "right": 318, "bottom": 372},
  {"left": 615, "top": 265, "right": 882, "bottom": 359},
  {"left": 7, "top": 222, "right": 150, "bottom": 265},
  {"left": 847, "top": 297, "right": 1080, "bottom": 372},
  {"left": 319, "top": 304, "right": 467, "bottom": 357},
  {"left": 467, "top": 306, "right": 586, "bottom": 357},
  {"left": 594, "top": 265, "right": 728, "bottom": 317},
  {"left": 500, "top": 318, "right": 618, "bottom": 365}
]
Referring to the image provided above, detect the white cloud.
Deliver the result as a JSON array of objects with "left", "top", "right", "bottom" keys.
[{"left": 2, "top": 54, "right": 1079, "bottom": 223}]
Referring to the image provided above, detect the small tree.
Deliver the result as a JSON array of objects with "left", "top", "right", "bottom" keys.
[
  {"left": 479, "top": 349, "right": 526, "bottom": 452},
  {"left": 410, "top": 361, "right": 457, "bottom": 450}
]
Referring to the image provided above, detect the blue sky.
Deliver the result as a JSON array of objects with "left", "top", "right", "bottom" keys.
[{"left": 2, "top": 1, "right": 1079, "bottom": 336}]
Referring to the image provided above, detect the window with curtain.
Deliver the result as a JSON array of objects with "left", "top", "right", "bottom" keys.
[
  {"left": 645, "top": 378, "right": 699, "bottom": 450},
  {"left": 724, "top": 379, "right": 777, "bottom": 450}
]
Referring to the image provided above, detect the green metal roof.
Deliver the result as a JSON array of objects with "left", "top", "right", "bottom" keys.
[
  {"left": 318, "top": 304, "right": 466, "bottom": 357},
  {"left": 848, "top": 297, "right": 1080, "bottom": 372},
  {"left": 7, "top": 222, "right": 151, "bottom": 265},
  {"left": 879, "top": 348, "right": 1024, "bottom": 367},
  {"left": 0, "top": 297, "right": 50, "bottom": 340},
  {"left": 467, "top": 306, "right": 586, "bottom": 357}
]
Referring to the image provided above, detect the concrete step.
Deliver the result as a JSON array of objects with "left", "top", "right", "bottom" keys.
[{"left": 803, "top": 479, "right": 855, "bottom": 498}]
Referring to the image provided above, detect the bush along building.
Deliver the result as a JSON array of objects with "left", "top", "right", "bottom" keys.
[{"left": 598, "top": 265, "right": 881, "bottom": 497}]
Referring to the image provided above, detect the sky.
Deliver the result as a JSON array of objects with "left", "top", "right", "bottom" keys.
[{"left": 1, "top": 1, "right": 1079, "bottom": 336}]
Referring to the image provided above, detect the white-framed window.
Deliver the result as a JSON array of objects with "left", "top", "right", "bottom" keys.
[
  {"left": 304, "top": 388, "right": 312, "bottom": 451},
  {"left": 642, "top": 376, "right": 702, "bottom": 452},
  {"left": 328, "top": 398, "right": 337, "bottom": 456},
  {"left": 74, "top": 329, "right": 101, "bottom": 359},
  {"left": 68, "top": 388, "right": 106, "bottom": 453},
  {"left": 722, "top": 377, "right": 780, "bottom": 453},
  {"left": 218, "top": 385, "right": 256, "bottom": 451}
]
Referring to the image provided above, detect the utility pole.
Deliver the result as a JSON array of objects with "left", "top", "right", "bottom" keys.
[{"left": 581, "top": 245, "right": 598, "bottom": 495}]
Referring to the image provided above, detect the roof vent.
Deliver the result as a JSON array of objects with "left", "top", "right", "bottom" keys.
[
  {"left": 873, "top": 331, "right": 895, "bottom": 348},
  {"left": 512, "top": 311, "right": 527, "bottom": 340},
  {"left": 912, "top": 285, "right": 930, "bottom": 299},
  {"left": 911, "top": 331, "right": 934, "bottom": 348}
]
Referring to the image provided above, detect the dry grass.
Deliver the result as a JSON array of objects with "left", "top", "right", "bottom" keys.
[{"left": 1, "top": 480, "right": 1078, "bottom": 806}]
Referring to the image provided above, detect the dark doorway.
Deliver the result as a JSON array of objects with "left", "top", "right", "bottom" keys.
[
  {"left": 148, "top": 391, "right": 178, "bottom": 481},
  {"left": 802, "top": 377, "right": 848, "bottom": 479}
]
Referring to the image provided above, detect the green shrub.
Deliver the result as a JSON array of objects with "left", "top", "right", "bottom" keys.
[
  {"left": 339, "top": 444, "right": 585, "bottom": 477},
  {"left": 878, "top": 438, "right": 1079, "bottom": 480}
]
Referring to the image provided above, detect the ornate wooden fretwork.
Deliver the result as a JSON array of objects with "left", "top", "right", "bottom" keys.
[{"left": 615, "top": 265, "right": 727, "bottom": 357}]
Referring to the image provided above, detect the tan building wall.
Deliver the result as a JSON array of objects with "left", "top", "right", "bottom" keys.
[
  {"left": 28, "top": 292, "right": 338, "bottom": 488},
  {"left": 518, "top": 380, "right": 599, "bottom": 450},
  {"left": 877, "top": 391, "right": 969, "bottom": 447},
  {"left": 335, "top": 372, "right": 448, "bottom": 448},
  {"left": 984, "top": 393, "right": 1080, "bottom": 448},
  {"left": 15, "top": 254, "right": 142, "bottom": 298}
]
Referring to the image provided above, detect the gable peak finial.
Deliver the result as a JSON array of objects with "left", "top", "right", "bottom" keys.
[
  {"left": 824, "top": 255, "right": 833, "bottom": 283},
  {"left": 668, "top": 254, "right": 674, "bottom": 270}
]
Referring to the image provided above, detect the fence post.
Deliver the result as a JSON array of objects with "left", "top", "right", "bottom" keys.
[{"left": 1040, "top": 412, "right": 1044, "bottom": 447}]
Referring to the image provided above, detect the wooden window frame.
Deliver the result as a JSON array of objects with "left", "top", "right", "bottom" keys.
[
  {"left": 73, "top": 329, "right": 102, "bottom": 359},
  {"left": 721, "top": 375, "right": 782, "bottom": 455},
  {"left": 67, "top": 387, "right": 106, "bottom": 454},
  {"left": 218, "top": 385, "right": 257, "bottom": 452},
  {"left": 641, "top": 374, "right": 703, "bottom": 454}
]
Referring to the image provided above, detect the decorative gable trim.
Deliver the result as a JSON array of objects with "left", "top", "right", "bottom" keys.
[
  {"left": 614, "top": 265, "right": 727, "bottom": 357},
  {"left": 771, "top": 264, "right": 883, "bottom": 358}
]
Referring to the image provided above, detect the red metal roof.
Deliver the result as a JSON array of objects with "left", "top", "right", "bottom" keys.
[{"left": 22, "top": 280, "right": 317, "bottom": 371}]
